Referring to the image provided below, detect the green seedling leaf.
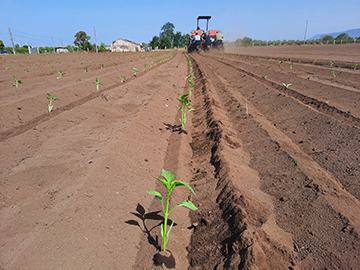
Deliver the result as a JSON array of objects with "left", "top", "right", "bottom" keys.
[
  {"left": 298, "top": 58, "right": 301, "bottom": 63},
  {"left": 178, "top": 200, "right": 198, "bottom": 210},
  {"left": 261, "top": 75, "right": 268, "bottom": 79},
  {"left": 147, "top": 190, "right": 164, "bottom": 202},
  {"left": 13, "top": 76, "right": 23, "bottom": 87},
  {"left": 313, "top": 59, "right": 317, "bottom": 65},
  {"left": 25, "top": 68, "right": 29, "bottom": 72},
  {"left": 355, "top": 64, "right": 359, "bottom": 70},
  {"left": 282, "top": 83, "right": 292, "bottom": 88},
  {"left": 329, "top": 61, "right": 334, "bottom": 66},
  {"left": 290, "top": 63, "right": 293, "bottom": 70},
  {"left": 56, "top": 71, "right": 65, "bottom": 79},
  {"left": 5, "top": 67, "right": 9, "bottom": 70},
  {"left": 277, "top": 61, "right": 282, "bottom": 67},
  {"left": 84, "top": 67, "right": 88, "bottom": 72},
  {"left": 330, "top": 71, "right": 336, "bottom": 78}
]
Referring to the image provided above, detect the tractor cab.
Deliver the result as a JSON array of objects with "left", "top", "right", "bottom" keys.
[{"left": 188, "top": 16, "right": 224, "bottom": 53}]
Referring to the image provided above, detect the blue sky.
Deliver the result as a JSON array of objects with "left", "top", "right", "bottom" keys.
[{"left": 0, "top": 0, "right": 359, "bottom": 47}]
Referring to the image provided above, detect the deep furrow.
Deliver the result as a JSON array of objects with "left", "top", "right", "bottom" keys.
[
  {"left": 213, "top": 55, "right": 360, "bottom": 127},
  {"left": 188, "top": 53, "right": 360, "bottom": 269},
  {"left": 196, "top": 53, "right": 360, "bottom": 201},
  {"left": 187, "top": 56, "right": 296, "bottom": 269}
]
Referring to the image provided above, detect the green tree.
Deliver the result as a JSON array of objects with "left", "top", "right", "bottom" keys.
[
  {"left": 0, "top": 39, "right": 4, "bottom": 51},
  {"left": 98, "top": 42, "right": 108, "bottom": 51},
  {"left": 336, "top": 33, "right": 351, "bottom": 42},
  {"left": 242, "top": 36, "right": 253, "bottom": 46},
  {"left": 159, "top": 36, "right": 171, "bottom": 49},
  {"left": 160, "top": 22, "right": 175, "bottom": 47},
  {"left": 172, "top": 31, "right": 183, "bottom": 47},
  {"left": 322, "top": 35, "right": 333, "bottom": 42},
  {"left": 149, "top": 35, "right": 160, "bottom": 49},
  {"left": 181, "top": 33, "right": 191, "bottom": 47},
  {"left": 82, "top": 41, "right": 93, "bottom": 51},
  {"left": 74, "top": 31, "right": 91, "bottom": 47}
]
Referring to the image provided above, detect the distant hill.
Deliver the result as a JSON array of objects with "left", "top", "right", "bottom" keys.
[{"left": 309, "top": 28, "right": 360, "bottom": 40}]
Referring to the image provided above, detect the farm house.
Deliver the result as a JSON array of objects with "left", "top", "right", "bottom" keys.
[{"left": 111, "top": 38, "right": 142, "bottom": 52}]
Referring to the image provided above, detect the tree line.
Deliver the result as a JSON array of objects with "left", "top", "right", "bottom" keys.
[
  {"left": 148, "top": 22, "right": 190, "bottom": 49},
  {"left": 226, "top": 33, "right": 360, "bottom": 47}
]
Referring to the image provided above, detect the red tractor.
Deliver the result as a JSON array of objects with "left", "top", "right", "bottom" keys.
[{"left": 187, "top": 16, "right": 224, "bottom": 53}]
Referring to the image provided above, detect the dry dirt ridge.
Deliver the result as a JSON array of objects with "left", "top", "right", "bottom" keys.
[{"left": 0, "top": 46, "right": 360, "bottom": 269}]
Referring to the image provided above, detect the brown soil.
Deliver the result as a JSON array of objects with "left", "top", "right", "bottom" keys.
[{"left": 1, "top": 45, "right": 359, "bottom": 269}]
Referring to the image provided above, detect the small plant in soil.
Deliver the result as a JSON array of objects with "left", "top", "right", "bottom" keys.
[
  {"left": 261, "top": 75, "right": 268, "bottom": 79},
  {"left": 118, "top": 76, "right": 125, "bottom": 83},
  {"left": 5, "top": 67, "right": 9, "bottom": 70},
  {"left": 282, "top": 83, "right": 291, "bottom": 89},
  {"left": 188, "top": 81, "right": 196, "bottom": 98},
  {"left": 177, "top": 94, "right": 195, "bottom": 130},
  {"left": 298, "top": 58, "right": 301, "bottom": 63},
  {"left": 24, "top": 67, "right": 29, "bottom": 72},
  {"left": 331, "top": 71, "right": 336, "bottom": 78},
  {"left": 56, "top": 71, "right": 65, "bottom": 79},
  {"left": 100, "top": 64, "right": 104, "bottom": 69},
  {"left": 132, "top": 67, "right": 139, "bottom": 77},
  {"left": 277, "top": 61, "right": 282, "bottom": 67},
  {"left": 147, "top": 169, "right": 197, "bottom": 252},
  {"left": 329, "top": 61, "right": 334, "bottom": 67},
  {"left": 84, "top": 67, "right": 88, "bottom": 73},
  {"left": 13, "top": 76, "right": 23, "bottom": 87},
  {"left": 290, "top": 63, "right": 293, "bottom": 70},
  {"left": 47, "top": 93, "right": 58, "bottom": 113},
  {"left": 267, "top": 59, "right": 270, "bottom": 64},
  {"left": 31, "top": 63, "right": 35, "bottom": 66},
  {"left": 313, "top": 59, "right": 317, "bottom": 65},
  {"left": 355, "top": 64, "right": 359, "bottom": 70},
  {"left": 93, "top": 78, "right": 103, "bottom": 92}
]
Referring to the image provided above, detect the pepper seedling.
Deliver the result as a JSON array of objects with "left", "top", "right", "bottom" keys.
[
  {"left": 5, "top": 67, "right": 9, "bottom": 70},
  {"left": 355, "top": 64, "right": 359, "bottom": 70},
  {"left": 56, "top": 71, "right": 65, "bottom": 79},
  {"left": 93, "top": 78, "right": 103, "bottom": 92},
  {"left": 13, "top": 76, "right": 23, "bottom": 87},
  {"left": 282, "top": 83, "right": 292, "bottom": 89},
  {"left": 147, "top": 169, "right": 197, "bottom": 252},
  {"left": 330, "top": 71, "right": 336, "bottom": 78},
  {"left": 132, "top": 67, "right": 139, "bottom": 77},
  {"left": 277, "top": 61, "right": 282, "bottom": 67},
  {"left": 47, "top": 93, "right": 58, "bottom": 113},
  {"left": 118, "top": 75, "right": 125, "bottom": 83},
  {"left": 329, "top": 61, "right": 334, "bottom": 67},
  {"left": 84, "top": 67, "right": 88, "bottom": 73},
  {"left": 261, "top": 75, "right": 268, "bottom": 79},
  {"left": 177, "top": 94, "right": 195, "bottom": 130}
]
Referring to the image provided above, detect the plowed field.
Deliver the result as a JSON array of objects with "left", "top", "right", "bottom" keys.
[{"left": 1, "top": 44, "right": 359, "bottom": 269}]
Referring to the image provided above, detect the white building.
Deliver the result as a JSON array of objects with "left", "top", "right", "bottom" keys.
[{"left": 111, "top": 38, "right": 142, "bottom": 52}]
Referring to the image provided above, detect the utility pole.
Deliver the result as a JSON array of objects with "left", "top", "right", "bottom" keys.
[
  {"left": 52, "top": 36, "right": 55, "bottom": 53},
  {"left": 303, "top": 20, "right": 308, "bottom": 44},
  {"left": 94, "top": 26, "right": 98, "bottom": 53},
  {"left": 8, "top": 27, "right": 16, "bottom": 55}
]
